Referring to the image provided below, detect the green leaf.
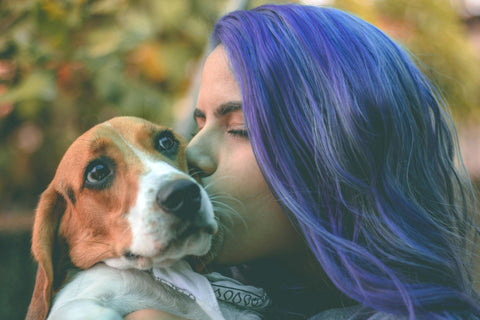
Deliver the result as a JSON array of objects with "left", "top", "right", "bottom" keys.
[
  {"left": 0, "top": 71, "right": 56, "bottom": 104},
  {"left": 86, "top": 27, "right": 123, "bottom": 57}
]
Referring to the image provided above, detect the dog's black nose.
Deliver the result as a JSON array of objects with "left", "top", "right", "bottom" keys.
[{"left": 156, "top": 179, "right": 201, "bottom": 218}]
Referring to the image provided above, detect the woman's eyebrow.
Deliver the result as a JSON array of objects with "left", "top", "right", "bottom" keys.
[
  {"left": 193, "top": 101, "right": 242, "bottom": 122},
  {"left": 193, "top": 108, "right": 205, "bottom": 120},
  {"left": 214, "top": 101, "right": 242, "bottom": 117}
]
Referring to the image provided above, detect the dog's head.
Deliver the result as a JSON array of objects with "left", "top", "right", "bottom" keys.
[{"left": 26, "top": 116, "right": 217, "bottom": 320}]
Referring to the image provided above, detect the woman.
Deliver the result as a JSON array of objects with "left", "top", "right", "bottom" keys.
[{"left": 128, "top": 4, "right": 480, "bottom": 319}]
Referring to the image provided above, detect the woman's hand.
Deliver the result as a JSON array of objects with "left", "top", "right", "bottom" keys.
[{"left": 124, "top": 309, "right": 188, "bottom": 320}]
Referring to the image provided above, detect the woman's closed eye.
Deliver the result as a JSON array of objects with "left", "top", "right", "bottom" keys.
[{"left": 227, "top": 129, "right": 248, "bottom": 139}]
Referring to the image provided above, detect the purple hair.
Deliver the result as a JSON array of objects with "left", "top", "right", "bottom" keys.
[{"left": 211, "top": 4, "right": 480, "bottom": 319}]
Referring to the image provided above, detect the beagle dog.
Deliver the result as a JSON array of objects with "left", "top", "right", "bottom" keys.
[{"left": 25, "top": 117, "right": 256, "bottom": 320}]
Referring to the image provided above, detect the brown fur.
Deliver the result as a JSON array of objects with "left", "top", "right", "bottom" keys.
[{"left": 25, "top": 117, "right": 188, "bottom": 320}]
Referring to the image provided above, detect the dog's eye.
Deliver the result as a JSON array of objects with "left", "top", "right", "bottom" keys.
[
  {"left": 155, "top": 130, "right": 178, "bottom": 155},
  {"left": 87, "top": 164, "right": 110, "bottom": 182},
  {"left": 84, "top": 159, "right": 114, "bottom": 189}
]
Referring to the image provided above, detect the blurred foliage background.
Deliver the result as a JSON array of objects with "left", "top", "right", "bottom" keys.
[{"left": 0, "top": 0, "right": 479, "bottom": 319}]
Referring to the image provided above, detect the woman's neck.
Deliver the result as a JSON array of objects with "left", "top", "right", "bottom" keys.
[{"left": 213, "top": 249, "right": 355, "bottom": 312}]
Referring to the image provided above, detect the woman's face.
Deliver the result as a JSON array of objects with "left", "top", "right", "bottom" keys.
[{"left": 186, "top": 46, "right": 304, "bottom": 265}]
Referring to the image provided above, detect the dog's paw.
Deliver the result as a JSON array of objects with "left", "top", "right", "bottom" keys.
[{"left": 48, "top": 300, "right": 123, "bottom": 320}]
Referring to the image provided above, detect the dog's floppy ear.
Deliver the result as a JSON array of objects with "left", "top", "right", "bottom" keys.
[{"left": 26, "top": 186, "right": 69, "bottom": 320}]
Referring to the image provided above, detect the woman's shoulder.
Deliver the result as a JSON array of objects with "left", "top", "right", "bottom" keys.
[{"left": 308, "top": 305, "right": 407, "bottom": 320}]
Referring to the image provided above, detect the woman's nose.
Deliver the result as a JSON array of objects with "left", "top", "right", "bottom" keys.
[{"left": 185, "top": 134, "right": 217, "bottom": 178}]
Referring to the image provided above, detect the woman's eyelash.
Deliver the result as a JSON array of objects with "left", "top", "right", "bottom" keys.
[{"left": 227, "top": 129, "right": 248, "bottom": 138}]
